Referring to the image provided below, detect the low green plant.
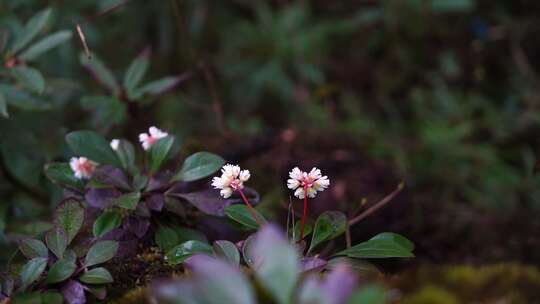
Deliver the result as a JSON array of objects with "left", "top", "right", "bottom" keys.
[{"left": 9, "top": 199, "right": 117, "bottom": 303}]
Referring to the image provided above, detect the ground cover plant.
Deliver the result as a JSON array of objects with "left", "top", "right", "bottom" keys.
[{"left": 2, "top": 1, "right": 540, "bottom": 303}]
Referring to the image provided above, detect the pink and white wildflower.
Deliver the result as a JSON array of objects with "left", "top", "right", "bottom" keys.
[
  {"left": 287, "top": 167, "right": 330, "bottom": 199},
  {"left": 211, "top": 164, "right": 251, "bottom": 198},
  {"left": 139, "top": 126, "right": 168, "bottom": 150},
  {"left": 70, "top": 157, "right": 97, "bottom": 179}
]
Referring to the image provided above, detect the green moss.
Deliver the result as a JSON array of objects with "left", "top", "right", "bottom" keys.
[
  {"left": 402, "top": 286, "right": 459, "bottom": 304},
  {"left": 109, "top": 287, "right": 147, "bottom": 304},
  {"left": 395, "top": 263, "right": 540, "bottom": 303}
]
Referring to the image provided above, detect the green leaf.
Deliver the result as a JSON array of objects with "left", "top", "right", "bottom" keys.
[
  {"left": 113, "top": 192, "right": 141, "bottom": 210},
  {"left": 19, "top": 239, "right": 48, "bottom": 259},
  {"left": 308, "top": 211, "right": 347, "bottom": 252},
  {"left": 174, "top": 152, "right": 225, "bottom": 182},
  {"left": 44, "top": 162, "right": 85, "bottom": 190},
  {"left": 19, "top": 31, "right": 72, "bottom": 61},
  {"left": 66, "top": 130, "right": 121, "bottom": 166},
  {"left": 370, "top": 232, "right": 415, "bottom": 252},
  {"left": 213, "top": 240, "right": 240, "bottom": 266},
  {"left": 63, "top": 249, "right": 77, "bottom": 264},
  {"left": 155, "top": 226, "right": 179, "bottom": 252},
  {"left": 252, "top": 226, "right": 299, "bottom": 304},
  {"left": 124, "top": 49, "right": 150, "bottom": 96},
  {"left": 148, "top": 136, "right": 174, "bottom": 173},
  {"left": 164, "top": 240, "right": 213, "bottom": 265},
  {"left": 40, "top": 292, "right": 64, "bottom": 304},
  {"left": 19, "top": 257, "right": 47, "bottom": 291},
  {"left": 45, "top": 259, "right": 76, "bottom": 284},
  {"left": 79, "top": 267, "right": 114, "bottom": 284},
  {"left": 132, "top": 174, "right": 149, "bottom": 191},
  {"left": 11, "top": 8, "right": 52, "bottom": 54},
  {"left": 54, "top": 199, "right": 84, "bottom": 244},
  {"left": 225, "top": 205, "right": 266, "bottom": 230},
  {"left": 0, "top": 84, "right": 51, "bottom": 111},
  {"left": 93, "top": 210, "right": 122, "bottom": 238},
  {"left": 132, "top": 76, "right": 182, "bottom": 99},
  {"left": 13, "top": 291, "right": 62, "bottom": 304},
  {"left": 0, "top": 91, "right": 7, "bottom": 118},
  {"left": 10, "top": 66, "right": 45, "bottom": 94},
  {"left": 292, "top": 220, "right": 312, "bottom": 242},
  {"left": 45, "top": 227, "right": 67, "bottom": 259},
  {"left": 335, "top": 233, "right": 415, "bottom": 259},
  {"left": 112, "top": 139, "right": 136, "bottom": 173},
  {"left": 80, "top": 52, "right": 119, "bottom": 94},
  {"left": 174, "top": 226, "right": 208, "bottom": 244},
  {"left": 85, "top": 240, "right": 119, "bottom": 267}
]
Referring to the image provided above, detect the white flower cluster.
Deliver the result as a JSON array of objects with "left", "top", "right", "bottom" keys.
[
  {"left": 70, "top": 157, "right": 97, "bottom": 179},
  {"left": 287, "top": 167, "right": 330, "bottom": 199},
  {"left": 138, "top": 126, "right": 168, "bottom": 151},
  {"left": 211, "top": 164, "right": 251, "bottom": 198}
]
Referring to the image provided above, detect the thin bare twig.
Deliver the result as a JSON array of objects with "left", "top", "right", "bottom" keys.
[
  {"left": 75, "top": 23, "right": 91, "bottom": 58},
  {"left": 74, "top": 0, "right": 132, "bottom": 59},
  {"left": 348, "top": 182, "right": 404, "bottom": 226}
]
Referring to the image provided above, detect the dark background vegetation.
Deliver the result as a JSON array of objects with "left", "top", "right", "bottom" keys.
[{"left": 2, "top": 0, "right": 540, "bottom": 288}]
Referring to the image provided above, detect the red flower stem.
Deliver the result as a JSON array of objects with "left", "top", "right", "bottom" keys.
[
  {"left": 238, "top": 188, "right": 262, "bottom": 226},
  {"left": 299, "top": 185, "right": 309, "bottom": 240}
]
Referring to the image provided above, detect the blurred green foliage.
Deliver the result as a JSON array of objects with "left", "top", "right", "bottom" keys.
[{"left": 1, "top": 0, "right": 540, "bottom": 265}]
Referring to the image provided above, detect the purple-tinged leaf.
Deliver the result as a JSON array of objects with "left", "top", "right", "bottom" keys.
[
  {"left": 145, "top": 171, "right": 174, "bottom": 192},
  {"left": 62, "top": 280, "right": 86, "bottom": 304},
  {"left": 300, "top": 257, "right": 327, "bottom": 273},
  {"left": 168, "top": 187, "right": 259, "bottom": 216},
  {"left": 321, "top": 263, "right": 358, "bottom": 304},
  {"left": 85, "top": 188, "right": 120, "bottom": 209},
  {"left": 297, "top": 276, "right": 325, "bottom": 304},
  {"left": 116, "top": 239, "right": 138, "bottom": 257},
  {"left": 126, "top": 217, "right": 150, "bottom": 238},
  {"left": 91, "top": 165, "right": 131, "bottom": 190},
  {"left": 100, "top": 227, "right": 127, "bottom": 241},
  {"left": 146, "top": 193, "right": 165, "bottom": 211},
  {"left": 183, "top": 254, "right": 256, "bottom": 304},
  {"left": 252, "top": 225, "right": 299, "bottom": 304},
  {"left": 134, "top": 202, "right": 151, "bottom": 217}
]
